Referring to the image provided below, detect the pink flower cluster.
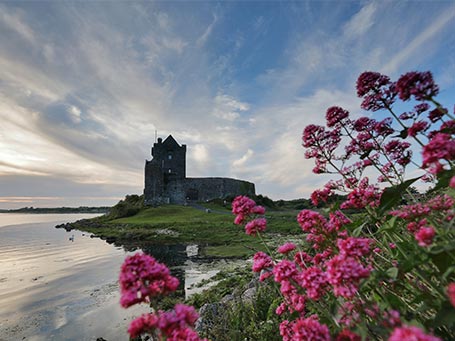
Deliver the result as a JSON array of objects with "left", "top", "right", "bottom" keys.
[
  {"left": 232, "top": 195, "right": 266, "bottom": 235},
  {"left": 390, "top": 194, "right": 454, "bottom": 247},
  {"left": 296, "top": 209, "right": 351, "bottom": 249},
  {"left": 119, "top": 253, "right": 205, "bottom": 340},
  {"left": 340, "top": 177, "right": 381, "bottom": 210},
  {"left": 235, "top": 198, "right": 377, "bottom": 338},
  {"left": 389, "top": 325, "right": 441, "bottom": 341},
  {"left": 396, "top": 71, "right": 439, "bottom": 101},
  {"left": 356, "top": 71, "right": 397, "bottom": 111},
  {"left": 128, "top": 304, "right": 206, "bottom": 340},
  {"left": 422, "top": 133, "right": 455, "bottom": 174},
  {"left": 447, "top": 283, "right": 455, "bottom": 308},
  {"left": 280, "top": 316, "right": 330, "bottom": 341},
  {"left": 119, "top": 253, "right": 179, "bottom": 308}
]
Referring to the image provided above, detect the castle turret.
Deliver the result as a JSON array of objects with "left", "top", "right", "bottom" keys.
[{"left": 144, "top": 135, "right": 186, "bottom": 204}]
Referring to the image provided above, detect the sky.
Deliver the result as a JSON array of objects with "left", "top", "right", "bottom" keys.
[{"left": 0, "top": 1, "right": 454, "bottom": 209}]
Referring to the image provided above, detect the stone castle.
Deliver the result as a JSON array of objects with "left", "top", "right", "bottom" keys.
[{"left": 144, "top": 135, "right": 255, "bottom": 205}]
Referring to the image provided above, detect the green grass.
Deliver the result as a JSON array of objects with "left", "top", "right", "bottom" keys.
[{"left": 74, "top": 203, "right": 303, "bottom": 258}]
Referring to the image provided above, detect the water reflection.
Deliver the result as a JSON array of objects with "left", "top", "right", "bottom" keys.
[
  {"left": 0, "top": 215, "right": 234, "bottom": 340},
  {"left": 119, "top": 243, "right": 223, "bottom": 298}
]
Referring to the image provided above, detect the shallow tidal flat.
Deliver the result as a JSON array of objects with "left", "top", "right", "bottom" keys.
[{"left": 0, "top": 214, "right": 149, "bottom": 341}]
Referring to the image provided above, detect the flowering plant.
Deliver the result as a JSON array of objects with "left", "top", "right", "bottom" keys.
[
  {"left": 233, "top": 71, "right": 455, "bottom": 340},
  {"left": 119, "top": 70, "right": 454, "bottom": 340},
  {"left": 119, "top": 253, "right": 207, "bottom": 340}
]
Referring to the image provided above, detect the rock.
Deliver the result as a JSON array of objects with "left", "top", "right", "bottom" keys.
[
  {"left": 195, "top": 302, "right": 225, "bottom": 334},
  {"left": 241, "top": 287, "right": 257, "bottom": 304},
  {"left": 220, "top": 294, "right": 235, "bottom": 304}
]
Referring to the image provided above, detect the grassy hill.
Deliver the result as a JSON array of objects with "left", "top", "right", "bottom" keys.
[{"left": 71, "top": 195, "right": 304, "bottom": 258}]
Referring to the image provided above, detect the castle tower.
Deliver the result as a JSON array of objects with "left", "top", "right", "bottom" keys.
[{"left": 144, "top": 135, "right": 186, "bottom": 205}]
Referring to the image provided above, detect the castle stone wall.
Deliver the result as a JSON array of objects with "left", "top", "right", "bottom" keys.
[
  {"left": 161, "top": 177, "right": 255, "bottom": 204},
  {"left": 183, "top": 178, "right": 255, "bottom": 202}
]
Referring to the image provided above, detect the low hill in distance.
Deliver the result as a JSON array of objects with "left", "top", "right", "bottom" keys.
[{"left": 0, "top": 206, "right": 110, "bottom": 214}]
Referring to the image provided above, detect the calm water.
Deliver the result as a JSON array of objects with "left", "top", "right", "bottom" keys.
[{"left": 0, "top": 214, "right": 223, "bottom": 341}]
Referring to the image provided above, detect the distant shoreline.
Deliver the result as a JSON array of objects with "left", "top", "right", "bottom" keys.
[{"left": 0, "top": 207, "right": 110, "bottom": 214}]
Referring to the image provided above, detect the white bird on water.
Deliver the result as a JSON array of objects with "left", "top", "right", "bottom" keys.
[{"left": 69, "top": 235, "right": 74, "bottom": 242}]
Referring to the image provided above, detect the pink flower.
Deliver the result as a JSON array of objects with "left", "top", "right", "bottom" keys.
[
  {"left": 244, "top": 218, "right": 267, "bottom": 236},
  {"left": 328, "top": 211, "right": 351, "bottom": 231},
  {"left": 232, "top": 196, "right": 265, "bottom": 225},
  {"left": 447, "top": 283, "right": 455, "bottom": 308},
  {"left": 232, "top": 195, "right": 256, "bottom": 216},
  {"left": 294, "top": 251, "right": 313, "bottom": 268},
  {"left": 128, "top": 313, "right": 159, "bottom": 338},
  {"left": 415, "top": 226, "right": 435, "bottom": 247},
  {"left": 396, "top": 71, "right": 439, "bottom": 101},
  {"left": 303, "top": 124, "right": 326, "bottom": 148},
  {"left": 326, "top": 255, "right": 371, "bottom": 298},
  {"left": 311, "top": 187, "right": 332, "bottom": 206},
  {"left": 168, "top": 327, "right": 207, "bottom": 341},
  {"left": 389, "top": 325, "right": 441, "bottom": 341},
  {"left": 422, "top": 133, "right": 455, "bottom": 173},
  {"left": 299, "top": 266, "right": 328, "bottom": 300},
  {"left": 340, "top": 178, "right": 381, "bottom": 209},
  {"left": 406, "top": 219, "right": 428, "bottom": 233},
  {"left": 450, "top": 176, "right": 455, "bottom": 189},
  {"left": 158, "top": 304, "right": 199, "bottom": 336},
  {"left": 383, "top": 310, "right": 401, "bottom": 328},
  {"left": 428, "top": 107, "right": 447, "bottom": 122},
  {"left": 252, "top": 251, "right": 273, "bottom": 272},
  {"left": 129, "top": 304, "right": 206, "bottom": 341},
  {"left": 293, "top": 315, "right": 331, "bottom": 341},
  {"left": 356, "top": 71, "right": 397, "bottom": 111},
  {"left": 252, "top": 205, "right": 265, "bottom": 215},
  {"left": 234, "top": 214, "right": 245, "bottom": 225},
  {"left": 119, "top": 253, "right": 179, "bottom": 308},
  {"left": 408, "top": 120, "right": 429, "bottom": 137},
  {"left": 374, "top": 117, "right": 394, "bottom": 137},
  {"left": 336, "top": 329, "right": 361, "bottom": 341},
  {"left": 337, "top": 237, "right": 374, "bottom": 258},
  {"left": 326, "top": 106, "right": 350, "bottom": 128},
  {"left": 273, "top": 260, "right": 298, "bottom": 282},
  {"left": 278, "top": 242, "right": 296, "bottom": 254},
  {"left": 297, "top": 209, "right": 327, "bottom": 232}
]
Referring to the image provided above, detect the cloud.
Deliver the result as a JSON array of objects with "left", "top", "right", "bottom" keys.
[
  {"left": 343, "top": 2, "right": 377, "bottom": 39},
  {"left": 381, "top": 7, "right": 455, "bottom": 74},
  {"left": 233, "top": 149, "right": 253, "bottom": 168},
  {"left": 212, "top": 93, "right": 250, "bottom": 121},
  {"left": 0, "top": 5, "right": 35, "bottom": 44},
  {"left": 196, "top": 14, "right": 218, "bottom": 47}
]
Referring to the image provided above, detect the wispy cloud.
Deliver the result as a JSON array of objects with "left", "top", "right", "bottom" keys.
[{"left": 381, "top": 6, "right": 455, "bottom": 74}]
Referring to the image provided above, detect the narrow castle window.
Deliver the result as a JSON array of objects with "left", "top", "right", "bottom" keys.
[
  {"left": 168, "top": 169, "right": 172, "bottom": 173},
  {"left": 168, "top": 154, "right": 172, "bottom": 160}
]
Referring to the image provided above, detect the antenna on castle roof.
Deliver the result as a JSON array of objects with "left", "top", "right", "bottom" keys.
[{"left": 155, "top": 130, "right": 157, "bottom": 143}]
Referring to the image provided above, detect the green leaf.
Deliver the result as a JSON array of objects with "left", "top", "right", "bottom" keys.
[
  {"left": 394, "top": 128, "right": 408, "bottom": 139},
  {"left": 352, "top": 222, "right": 366, "bottom": 237},
  {"left": 433, "top": 302, "right": 455, "bottom": 328},
  {"left": 443, "top": 266, "right": 455, "bottom": 281},
  {"left": 386, "top": 267, "right": 399, "bottom": 280},
  {"left": 430, "top": 250, "right": 455, "bottom": 273},
  {"left": 379, "top": 177, "right": 421, "bottom": 214},
  {"left": 429, "top": 169, "right": 455, "bottom": 193},
  {"left": 381, "top": 216, "right": 398, "bottom": 231}
]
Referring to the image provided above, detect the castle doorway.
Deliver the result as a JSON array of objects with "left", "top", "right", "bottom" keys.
[{"left": 186, "top": 188, "right": 198, "bottom": 201}]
